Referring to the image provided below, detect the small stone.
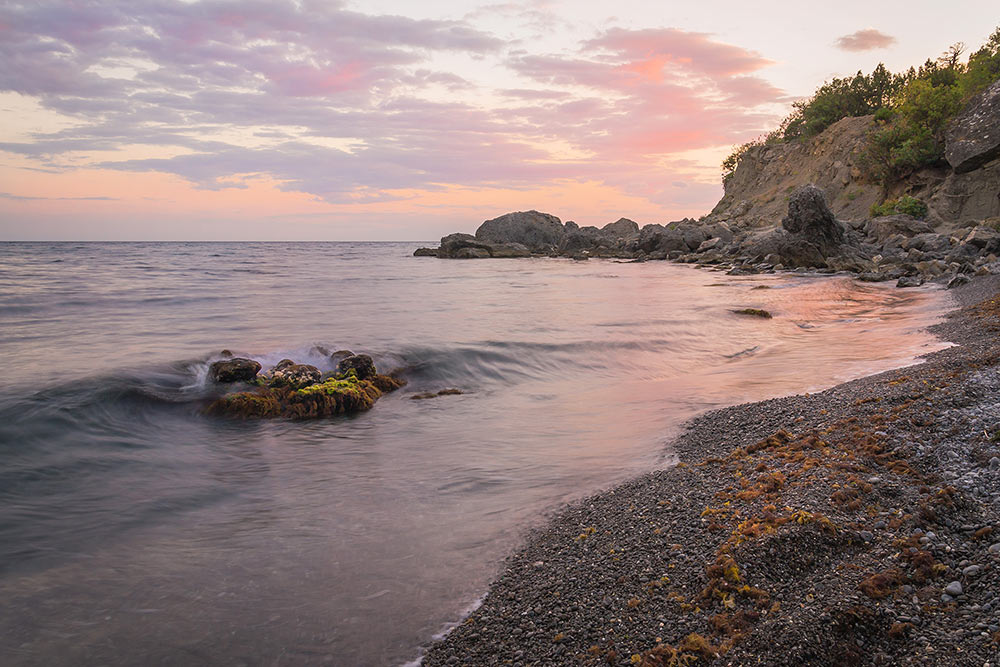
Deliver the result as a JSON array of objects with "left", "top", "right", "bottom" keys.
[
  {"left": 963, "top": 565, "right": 981, "bottom": 577},
  {"left": 945, "top": 581, "right": 964, "bottom": 596},
  {"left": 860, "top": 531, "right": 874, "bottom": 542}
]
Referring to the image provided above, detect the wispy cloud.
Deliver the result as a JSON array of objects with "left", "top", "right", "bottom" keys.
[
  {"left": 0, "top": 192, "right": 118, "bottom": 201},
  {"left": 834, "top": 29, "right": 896, "bottom": 52},
  {"left": 0, "top": 2, "right": 784, "bottom": 213}
]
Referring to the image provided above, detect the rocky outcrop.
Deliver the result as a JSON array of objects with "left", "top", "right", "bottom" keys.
[
  {"left": 210, "top": 358, "right": 261, "bottom": 383},
  {"left": 205, "top": 355, "right": 404, "bottom": 419},
  {"left": 416, "top": 233, "right": 531, "bottom": 259},
  {"left": 946, "top": 80, "right": 1000, "bottom": 174},
  {"left": 712, "top": 114, "right": 1000, "bottom": 232},
  {"left": 710, "top": 116, "right": 882, "bottom": 228},
  {"left": 781, "top": 185, "right": 845, "bottom": 252},
  {"left": 475, "top": 210, "right": 566, "bottom": 252}
]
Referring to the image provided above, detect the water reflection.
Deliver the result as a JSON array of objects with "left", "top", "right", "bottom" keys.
[{"left": 0, "top": 243, "right": 951, "bottom": 666}]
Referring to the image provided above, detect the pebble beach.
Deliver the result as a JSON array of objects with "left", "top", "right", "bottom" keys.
[{"left": 425, "top": 276, "right": 1000, "bottom": 666}]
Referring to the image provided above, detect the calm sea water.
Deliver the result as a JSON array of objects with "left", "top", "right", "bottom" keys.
[{"left": 0, "top": 242, "right": 951, "bottom": 665}]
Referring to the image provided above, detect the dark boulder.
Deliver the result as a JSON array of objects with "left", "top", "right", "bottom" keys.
[
  {"left": 946, "top": 80, "right": 1000, "bottom": 174},
  {"left": 782, "top": 185, "right": 845, "bottom": 251},
  {"left": 948, "top": 273, "right": 972, "bottom": 288},
  {"left": 489, "top": 243, "right": 531, "bottom": 258},
  {"left": 865, "top": 215, "right": 934, "bottom": 244},
  {"left": 413, "top": 247, "right": 438, "bottom": 257},
  {"left": 896, "top": 276, "right": 924, "bottom": 288},
  {"left": 742, "top": 229, "right": 827, "bottom": 268},
  {"left": 629, "top": 224, "right": 688, "bottom": 255},
  {"left": 453, "top": 247, "right": 490, "bottom": 259},
  {"left": 475, "top": 210, "right": 565, "bottom": 252},
  {"left": 337, "top": 353, "right": 377, "bottom": 380},
  {"left": 901, "top": 233, "right": 952, "bottom": 255},
  {"left": 269, "top": 360, "right": 322, "bottom": 389},
  {"left": 438, "top": 233, "right": 494, "bottom": 258},
  {"left": 210, "top": 357, "right": 261, "bottom": 383},
  {"left": 559, "top": 230, "right": 601, "bottom": 253},
  {"left": 601, "top": 218, "right": 640, "bottom": 239},
  {"left": 962, "top": 226, "right": 1000, "bottom": 252}
]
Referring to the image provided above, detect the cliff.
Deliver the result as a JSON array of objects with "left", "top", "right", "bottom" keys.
[{"left": 711, "top": 106, "right": 1000, "bottom": 235}]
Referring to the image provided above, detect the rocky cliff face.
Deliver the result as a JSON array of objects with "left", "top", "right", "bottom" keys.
[{"left": 711, "top": 92, "right": 1000, "bottom": 234}]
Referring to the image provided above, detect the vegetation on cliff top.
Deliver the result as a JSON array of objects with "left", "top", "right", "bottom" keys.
[{"left": 722, "top": 27, "right": 1000, "bottom": 186}]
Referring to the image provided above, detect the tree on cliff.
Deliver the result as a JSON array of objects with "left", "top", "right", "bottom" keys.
[{"left": 722, "top": 26, "right": 1000, "bottom": 186}]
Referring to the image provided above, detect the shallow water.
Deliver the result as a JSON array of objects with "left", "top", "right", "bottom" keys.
[{"left": 0, "top": 242, "right": 951, "bottom": 665}]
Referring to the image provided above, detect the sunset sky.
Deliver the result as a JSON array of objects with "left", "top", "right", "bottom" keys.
[{"left": 0, "top": 1, "right": 995, "bottom": 240}]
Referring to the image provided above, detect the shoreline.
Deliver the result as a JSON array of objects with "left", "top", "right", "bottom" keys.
[{"left": 423, "top": 275, "right": 1000, "bottom": 666}]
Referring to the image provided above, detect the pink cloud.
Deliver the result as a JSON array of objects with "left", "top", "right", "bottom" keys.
[
  {"left": 0, "top": 6, "right": 784, "bottom": 223},
  {"left": 586, "top": 28, "right": 774, "bottom": 77},
  {"left": 834, "top": 29, "right": 896, "bottom": 52}
]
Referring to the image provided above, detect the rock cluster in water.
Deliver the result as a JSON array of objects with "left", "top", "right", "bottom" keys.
[
  {"left": 416, "top": 81, "right": 1000, "bottom": 289},
  {"left": 205, "top": 353, "right": 405, "bottom": 419}
]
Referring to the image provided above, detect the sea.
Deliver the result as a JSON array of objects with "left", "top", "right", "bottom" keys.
[{"left": 0, "top": 241, "right": 952, "bottom": 665}]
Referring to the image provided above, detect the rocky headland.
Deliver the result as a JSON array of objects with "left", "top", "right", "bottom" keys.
[{"left": 415, "top": 81, "right": 1000, "bottom": 291}]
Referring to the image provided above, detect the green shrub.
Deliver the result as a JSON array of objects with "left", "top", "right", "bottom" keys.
[{"left": 869, "top": 195, "right": 928, "bottom": 219}]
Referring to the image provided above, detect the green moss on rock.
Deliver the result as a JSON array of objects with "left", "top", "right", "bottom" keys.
[{"left": 205, "top": 373, "right": 406, "bottom": 419}]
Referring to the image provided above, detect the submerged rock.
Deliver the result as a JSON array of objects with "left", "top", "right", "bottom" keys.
[
  {"left": 896, "top": 275, "right": 925, "bottom": 288},
  {"left": 210, "top": 357, "right": 262, "bottom": 383},
  {"left": 411, "top": 388, "right": 465, "bottom": 400},
  {"left": 732, "top": 308, "right": 773, "bottom": 319},
  {"left": 205, "top": 373, "right": 406, "bottom": 419},
  {"left": 330, "top": 349, "right": 355, "bottom": 364}
]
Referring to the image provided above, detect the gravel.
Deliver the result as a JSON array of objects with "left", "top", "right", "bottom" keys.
[{"left": 422, "top": 275, "right": 1000, "bottom": 667}]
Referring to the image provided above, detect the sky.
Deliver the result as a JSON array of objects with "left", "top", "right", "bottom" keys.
[{"left": 0, "top": 1, "right": 996, "bottom": 240}]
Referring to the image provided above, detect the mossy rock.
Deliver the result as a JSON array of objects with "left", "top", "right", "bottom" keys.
[{"left": 205, "top": 373, "right": 406, "bottom": 419}]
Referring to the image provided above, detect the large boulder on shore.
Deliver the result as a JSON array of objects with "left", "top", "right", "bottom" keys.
[
  {"left": 601, "top": 218, "right": 640, "bottom": 239},
  {"left": 742, "top": 229, "right": 827, "bottom": 268},
  {"left": 781, "top": 185, "right": 845, "bottom": 251},
  {"left": 628, "top": 224, "right": 687, "bottom": 255},
  {"left": 439, "top": 233, "right": 493, "bottom": 257},
  {"left": 475, "top": 211, "right": 565, "bottom": 252},
  {"left": 423, "top": 232, "right": 531, "bottom": 259},
  {"left": 210, "top": 358, "right": 261, "bottom": 383},
  {"left": 946, "top": 80, "right": 1000, "bottom": 174}
]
